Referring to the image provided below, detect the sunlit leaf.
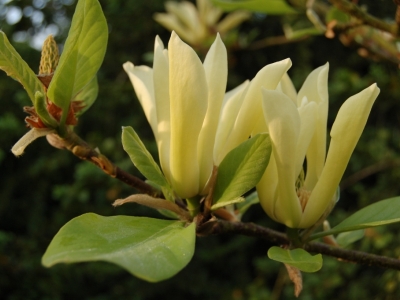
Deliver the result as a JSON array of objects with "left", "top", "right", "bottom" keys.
[
  {"left": 33, "top": 91, "right": 58, "bottom": 128},
  {"left": 47, "top": 0, "right": 108, "bottom": 123},
  {"left": 73, "top": 76, "right": 99, "bottom": 117},
  {"left": 268, "top": 246, "right": 323, "bottom": 273},
  {"left": 122, "top": 126, "right": 174, "bottom": 200},
  {"left": 213, "top": 133, "right": 271, "bottom": 208},
  {"left": 0, "top": 31, "right": 44, "bottom": 103},
  {"left": 211, "top": 197, "right": 244, "bottom": 210},
  {"left": 212, "top": 0, "right": 298, "bottom": 14},
  {"left": 309, "top": 197, "right": 400, "bottom": 240},
  {"left": 42, "top": 213, "right": 196, "bottom": 282}
]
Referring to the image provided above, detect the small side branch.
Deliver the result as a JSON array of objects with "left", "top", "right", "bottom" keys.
[
  {"left": 47, "top": 130, "right": 158, "bottom": 196},
  {"left": 329, "top": 0, "right": 398, "bottom": 36},
  {"left": 199, "top": 220, "right": 400, "bottom": 271},
  {"left": 305, "top": 242, "right": 400, "bottom": 270}
]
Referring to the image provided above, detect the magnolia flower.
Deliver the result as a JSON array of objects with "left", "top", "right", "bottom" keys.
[
  {"left": 255, "top": 63, "right": 380, "bottom": 228},
  {"left": 154, "top": 0, "right": 250, "bottom": 47},
  {"left": 124, "top": 32, "right": 295, "bottom": 199},
  {"left": 124, "top": 32, "right": 229, "bottom": 199}
]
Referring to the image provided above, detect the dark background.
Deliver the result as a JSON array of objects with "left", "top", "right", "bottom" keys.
[{"left": 1, "top": 0, "right": 400, "bottom": 299}]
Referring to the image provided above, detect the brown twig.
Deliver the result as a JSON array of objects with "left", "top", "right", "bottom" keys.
[
  {"left": 198, "top": 219, "right": 400, "bottom": 270},
  {"left": 329, "top": 0, "right": 398, "bottom": 36},
  {"left": 340, "top": 159, "right": 400, "bottom": 191},
  {"left": 46, "top": 129, "right": 159, "bottom": 196},
  {"left": 248, "top": 35, "right": 309, "bottom": 51},
  {"left": 394, "top": 0, "right": 400, "bottom": 27}
]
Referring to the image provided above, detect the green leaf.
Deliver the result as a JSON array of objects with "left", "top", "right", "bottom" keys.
[
  {"left": 211, "top": 197, "right": 244, "bottom": 210},
  {"left": 336, "top": 230, "right": 364, "bottom": 248},
  {"left": 213, "top": 133, "right": 271, "bottom": 208},
  {"left": 268, "top": 246, "right": 323, "bottom": 273},
  {"left": 212, "top": 0, "right": 298, "bottom": 14},
  {"left": 122, "top": 126, "right": 173, "bottom": 198},
  {"left": 309, "top": 197, "right": 400, "bottom": 241},
  {"left": 42, "top": 213, "right": 196, "bottom": 282},
  {"left": 236, "top": 190, "right": 259, "bottom": 216},
  {"left": 47, "top": 0, "right": 108, "bottom": 122},
  {"left": 73, "top": 75, "right": 99, "bottom": 117},
  {"left": 33, "top": 91, "right": 58, "bottom": 128},
  {"left": 0, "top": 31, "right": 44, "bottom": 103}
]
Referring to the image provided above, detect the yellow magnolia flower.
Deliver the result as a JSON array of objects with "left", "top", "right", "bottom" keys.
[
  {"left": 154, "top": 0, "right": 250, "bottom": 47},
  {"left": 256, "top": 63, "right": 380, "bottom": 228},
  {"left": 124, "top": 32, "right": 228, "bottom": 199}
]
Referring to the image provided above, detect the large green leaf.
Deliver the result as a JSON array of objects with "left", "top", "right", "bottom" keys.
[
  {"left": 212, "top": 0, "right": 298, "bottom": 14},
  {"left": 42, "top": 213, "right": 196, "bottom": 282},
  {"left": 0, "top": 31, "right": 44, "bottom": 103},
  {"left": 47, "top": 0, "right": 108, "bottom": 121},
  {"left": 268, "top": 246, "right": 323, "bottom": 273},
  {"left": 122, "top": 126, "right": 174, "bottom": 201},
  {"left": 309, "top": 197, "right": 400, "bottom": 240},
  {"left": 73, "top": 75, "right": 99, "bottom": 117},
  {"left": 212, "top": 133, "right": 271, "bottom": 208}
]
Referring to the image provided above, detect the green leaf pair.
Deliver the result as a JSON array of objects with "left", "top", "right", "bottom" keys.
[
  {"left": 0, "top": 0, "right": 107, "bottom": 132},
  {"left": 48, "top": 0, "right": 107, "bottom": 127},
  {"left": 122, "top": 126, "right": 271, "bottom": 209}
]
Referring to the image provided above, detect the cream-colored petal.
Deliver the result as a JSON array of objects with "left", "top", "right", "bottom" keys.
[
  {"left": 123, "top": 62, "right": 158, "bottom": 137},
  {"left": 153, "top": 36, "right": 172, "bottom": 183},
  {"left": 216, "top": 11, "right": 251, "bottom": 34},
  {"left": 257, "top": 151, "right": 279, "bottom": 222},
  {"left": 197, "top": 34, "right": 228, "bottom": 190},
  {"left": 300, "top": 84, "right": 380, "bottom": 228},
  {"left": 153, "top": 13, "right": 196, "bottom": 45},
  {"left": 277, "top": 73, "right": 297, "bottom": 103},
  {"left": 295, "top": 98, "right": 317, "bottom": 178},
  {"left": 165, "top": 1, "right": 203, "bottom": 40},
  {"left": 213, "top": 80, "right": 249, "bottom": 165},
  {"left": 168, "top": 32, "right": 208, "bottom": 198},
  {"left": 229, "top": 59, "right": 292, "bottom": 151},
  {"left": 262, "top": 89, "right": 302, "bottom": 228},
  {"left": 197, "top": 0, "right": 222, "bottom": 26},
  {"left": 300, "top": 63, "right": 329, "bottom": 190}
]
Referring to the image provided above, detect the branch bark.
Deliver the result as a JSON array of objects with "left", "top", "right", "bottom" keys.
[
  {"left": 46, "top": 130, "right": 159, "bottom": 197},
  {"left": 329, "top": 0, "right": 398, "bottom": 36},
  {"left": 198, "top": 220, "right": 400, "bottom": 271}
]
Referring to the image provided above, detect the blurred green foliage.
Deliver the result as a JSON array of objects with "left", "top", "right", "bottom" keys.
[{"left": 1, "top": 0, "right": 400, "bottom": 299}]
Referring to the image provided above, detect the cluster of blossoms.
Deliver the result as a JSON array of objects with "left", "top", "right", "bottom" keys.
[{"left": 124, "top": 32, "right": 379, "bottom": 229}]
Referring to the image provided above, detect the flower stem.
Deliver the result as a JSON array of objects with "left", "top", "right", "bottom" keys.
[{"left": 186, "top": 197, "right": 201, "bottom": 218}]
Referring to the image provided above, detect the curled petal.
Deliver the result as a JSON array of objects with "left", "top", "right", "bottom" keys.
[
  {"left": 123, "top": 63, "right": 158, "bottom": 138},
  {"left": 153, "top": 13, "right": 196, "bottom": 45},
  {"left": 153, "top": 36, "right": 171, "bottom": 182},
  {"left": 198, "top": 34, "right": 227, "bottom": 190},
  {"left": 300, "top": 83, "right": 380, "bottom": 228},
  {"left": 262, "top": 89, "right": 302, "bottom": 227},
  {"left": 216, "top": 11, "right": 251, "bottom": 34},
  {"left": 168, "top": 32, "right": 208, "bottom": 198},
  {"left": 229, "top": 59, "right": 292, "bottom": 151},
  {"left": 295, "top": 98, "right": 317, "bottom": 178},
  {"left": 213, "top": 80, "right": 249, "bottom": 165},
  {"left": 301, "top": 63, "right": 329, "bottom": 190}
]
